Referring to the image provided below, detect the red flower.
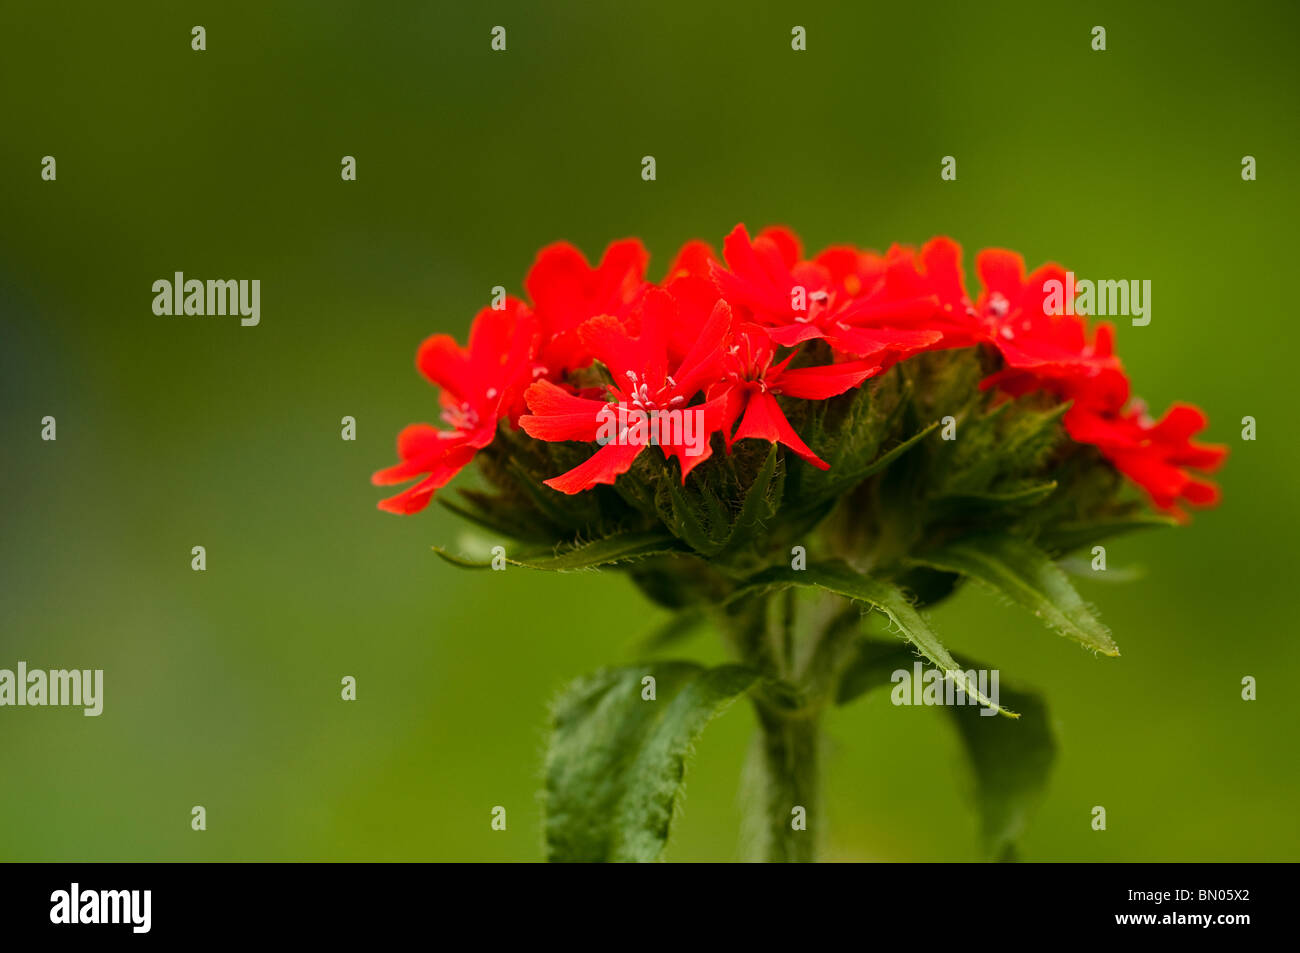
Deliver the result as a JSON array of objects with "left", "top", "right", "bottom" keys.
[
  {"left": 861, "top": 238, "right": 990, "bottom": 349},
  {"left": 657, "top": 240, "right": 726, "bottom": 366},
  {"left": 714, "top": 224, "right": 944, "bottom": 364},
  {"left": 372, "top": 299, "right": 536, "bottom": 514},
  {"left": 664, "top": 239, "right": 718, "bottom": 284},
  {"left": 1065, "top": 402, "right": 1228, "bottom": 520},
  {"left": 713, "top": 325, "right": 881, "bottom": 469},
  {"left": 712, "top": 224, "right": 837, "bottom": 341},
  {"left": 813, "top": 244, "right": 888, "bottom": 301},
  {"left": 519, "top": 291, "right": 732, "bottom": 493},
  {"left": 524, "top": 238, "right": 650, "bottom": 375},
  {"left": 972, "top": 250, "right": 1129, "bottom": 413}
]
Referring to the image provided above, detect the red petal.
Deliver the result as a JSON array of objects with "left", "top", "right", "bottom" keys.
[
  {"left": 524, "top": 243, "right": 590, "bottom": 318},
  {"left": 543, "top": 442, "right": 643, "bottom": 494},
  {"left": 767, "top": 323, "right": 827, "bottom": 347},
  {"left": 775, "top": 359, "right": 882, "bottom": 399},
  {"left": 756, "top": 226, "right": 803, "bottom": 268},
  {"left": 733, "top": 391, "right": 828, "bottom": 469},
  {"left": 671, "top": 299, "right": 731, "bottom": 397},
  {"left": 518, "top": 380, "right": 608, "bottom": 442},
  {"left": 835, "top": 294, "right": 941, "bottom": 328},
  {"left": 374, "top": 441, "right": 478, "bottom": 513},
  {"left": 659, "top": 390, "right": 729, "bottom": 479},
  {"left": 975, "top": 249, "right": 1026, "bottom": 302},
  {"left": 919, "top": 237, "right": 967, "bottom": 305},
  {"left": 666, "top": 239, "right": 718, "bottom": 281},
  {"left": 525, "top": 238, "right": 648, "bottom": 363},
  {"left": 592, "top": 238, "right": 650, "bottom": 308},
  {"left": 716, "top": 224, "right": 796, "bottom": 316},
  {"left": 372, "top": 425, "right": 462, "bottom": 485},
  {"left": 416, "top": 334, "right": 474, "bottom": 403},
  {"left": 825, "top": 326, "right": 942, "bottom": 358},
  {"left": 578, "top": 312, "right": 665, "bottom": 392},
  {"left": 1149, "top": 403, "right": 1208, "bottom": 442}
]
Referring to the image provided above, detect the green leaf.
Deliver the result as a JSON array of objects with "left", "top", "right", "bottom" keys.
[
  {"left": 889, "top": 565, "right": 963, "bottom": 608},
  {"left": 545, "top": 662, "right": 759, "bottom": 862},
  {"left": 835, "top": 638, "right": 916, "bottom": 705},
  {"left": 430, "top": 545, "right": 500, "bottom": 570},
  {"left": 929, "top": 480, "right": 1058, "bottom": 517},
  {"left": 836, "top": 638, "right": 1056, "bottom": 860},
  {"left": 1058, "top": 557, "right": 1146, "bottom": 583},
  {"left": 911, "top": 532, "right": 1118, "bottom": 656},
  {"left": 735, "top": 561, "right": 1016, "bottom": 717},
  {"left": 1039, "top": 513, "right": 1177, "bottom": 556},
  {"left": 433, "top": 528, "right": 684, "bottom": 572},
  {"left": 950, "top": 682, "right": 1055, "bottom": 860}
]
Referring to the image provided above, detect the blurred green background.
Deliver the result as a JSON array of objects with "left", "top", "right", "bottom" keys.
[{"left": 2, "top": 0, "right": 1297, "bottom": 861}]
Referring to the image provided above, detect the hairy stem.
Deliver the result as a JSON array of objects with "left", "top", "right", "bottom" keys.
[
  {"left": 749, "top": 702, "right": 820, "bottom": 863},
  {"left": 725, "top": 590, "right": 823, "bottom": 862}
]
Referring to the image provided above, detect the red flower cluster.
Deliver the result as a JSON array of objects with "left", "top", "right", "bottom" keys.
[{"left": 375, "top": 226, "right": 1226, "bottom": 519}]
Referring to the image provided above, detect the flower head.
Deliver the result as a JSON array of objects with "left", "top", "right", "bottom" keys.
[{"left": 376, "top": 225, "right": 1224, "bottom": 521}]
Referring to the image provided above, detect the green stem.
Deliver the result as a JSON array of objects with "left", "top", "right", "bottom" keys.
[
  {"left": 723, "top": 590, "right": 824, "bottom": 862},
  {"left": 751, "top": 702, "right": 820, "bottom": 863}
]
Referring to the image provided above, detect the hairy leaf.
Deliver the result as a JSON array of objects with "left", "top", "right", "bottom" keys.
[
  {"left": 911, "top": 533, "right": 1118, "bottom": 656},
  {"left": 1039, "top": 513, "right": 1177, "bottom": 556},
  {"left": 929, "top": 480, "right": 1059, "bottom": 518},
  {"left": 545, "top": 662, "right": 758, "bottom": 862},
  {"left": 433, "top": 528, "right": 684, "bottom": 572}
]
